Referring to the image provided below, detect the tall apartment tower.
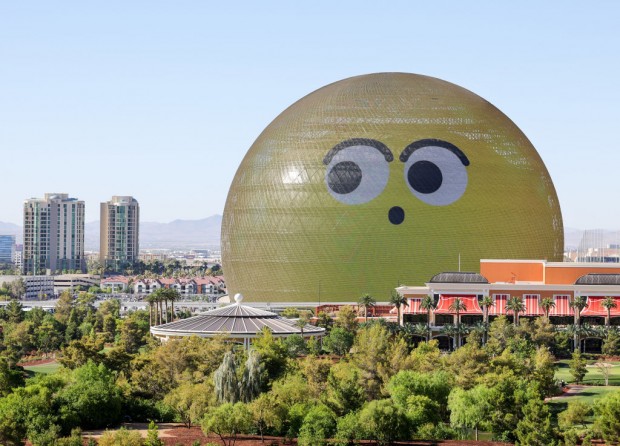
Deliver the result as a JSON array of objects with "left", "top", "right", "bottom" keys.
[
  {"left": 23, "top": 193, "right": 86, "bottom": 274},
  {"left": 100, "top": 196, "right": 139, "bottom": 271}
]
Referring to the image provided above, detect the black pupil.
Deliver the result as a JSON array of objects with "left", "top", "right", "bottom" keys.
[
  {"left": 328, "top": 161, "right": 362, "bottom": 194},
  {"left": 408, "top": 160, "right": 442, "bottom": 194}
]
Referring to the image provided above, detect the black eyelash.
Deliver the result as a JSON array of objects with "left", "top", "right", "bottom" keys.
[
  {"left": 323, "top": 138, "right": 393, "bottom": 165},
  {"left": 400, "top": 139, "right": 470, "bottom": 166}
]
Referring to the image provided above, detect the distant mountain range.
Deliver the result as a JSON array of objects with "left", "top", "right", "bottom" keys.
[
  {"left": 1, "top": 215, "right": 223, "bottom": 251},
  {"left": 0, "top": 219, "right": 614, "bottom": 252}
]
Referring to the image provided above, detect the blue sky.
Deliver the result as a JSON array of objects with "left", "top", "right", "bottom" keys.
[{"left": 0, "top": 1, "right": 618, "bottom": 229}]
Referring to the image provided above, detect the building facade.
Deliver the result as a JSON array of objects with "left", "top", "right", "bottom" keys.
[
  {"left": 100, "top": 196, "right": 139, "bottom": 271},
  {"left": 23, "top": 193, "right": 86, "bottom": 275},
  {"left": 0, "top": 235, "right": 15, "bottom": 264}
]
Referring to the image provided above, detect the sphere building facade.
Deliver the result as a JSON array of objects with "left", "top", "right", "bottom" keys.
[{"left": 222, "top": 73, "right": 563, "bottom": 302}]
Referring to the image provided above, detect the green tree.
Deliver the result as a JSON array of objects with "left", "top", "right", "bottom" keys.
[
  {"left": 241, "top": 349, "right": 264, "bottom": 402},
  {"left": 558, "top": 400, "right": 591, "bottom": 432},
  {"left": 316, "top": 311, "right": 333, "bottom": 332},
  {"left": 358, "top": 294, "right": 376, "bottom": 322},
  {"left": 602, "top": 329, "right": 620, "bottom": 356},
  {"left": 593, "top": 391, "right": 620, "bottom": 443},
  {"left": 164, "top": 381, "right": 213, "bottom": 428},
  {"left": 35, "top": 314, "right": 65, "bottom": 353},
  {"left": 0, "top": 359, "right": 24, "bottom": 397},
  {"left": 59, "top": 336, "right": 105, "bottom": 369},
  {"left": 252, "top": 328, "right": 289, "bottom": 384},
  {"left": 540, "top": 297, "right": 555, "bottom": 321},
  {"left": 297, "top": 404, "right": 337, "bottom": 446},
  {"left": 144, "top": 421, "right": 164, "bottom": 446},
  {"left": 390, "top": 290, "right": 407, "bottom": 326},
  {"left": 515, "top": 398, "right": 556, "bottom": 446},
  {"left": 201, "top": 402, "right": 252, "bottom": 446},
  {"left": 55, "top": 290, "right": 74, "bottom": 324},
  {"left": 602, "top": 296, "right": 617, "bottom": 327},
  {"left": 0, "top": 379, "right": 64, "bottom": 446},
  {"left": 8, "top": 278, "right": 25, "bottom": 299},
  {"left": 570, "top": 296, "right": 588, "bottom": 352},
  {"left": 569, "top": 350, "right": 588, "bottom": 384},
  {"left": 214, "top": 351, "right": 240, "bottom": 404},
  {"left": 485, "top": 315, "right": 515, "bottom": 356},
  {"left": 420, "top": 295, "right": 436, "bottom": 341},
  {"left": 480, "top": 295, "right": 494, "bottom": 344},
  {"left": 322, "top": 327, "right": 354, "bottom": 356},
  {"left": 388, "top": 370, "right": 453, "bottom": 418},
  {"left": 58, "top": 361, "right": 123, "bottom": 428},
  {"left": 506, "top": 296, "right": 525, "bottom": 326},
  {"left": 248, "top": 393, "right": 285, "bottom": 442},
  {"left": 119, "top": 317, "right": 143, "bottom": 353},
  {"left": 448, "top": 385, "right": 492, "bottom": 440},
  {"left": 283, "top": 334, "right": 307, "bottom": 357},
  {"left": 335, "top": 305, "right": 358, "bottom": 332},
  {"left": 5, "top": 299, "right": 24, "bottom": 324},
  {"left": 358, "top": 399, "right": 410, "bottom": 445},
  {"left": 448, "top": 297, "right": 467, "bottom": 349},
  {"left": 334, "top": 411, "right": 360, "bottom": 445},
  {"left": 325, "top": 362, "right": 366, "bottom": 415},
  {"left": 351, "top": 324, "right": 390, "bottom": 399}
]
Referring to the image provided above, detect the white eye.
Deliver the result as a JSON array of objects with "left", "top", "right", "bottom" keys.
[
  {"left": 401, "top": 139, "right": 469, "bottom": 206},
  {"left": 324, "top": 139, "right": 392, "bottom": 205}
]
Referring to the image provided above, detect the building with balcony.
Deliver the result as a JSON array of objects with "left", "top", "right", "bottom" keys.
[
  {"left": 23, "top": 193, "right": 85, "bottom": 274},
  {"left": 100, "top": 196, "right": 139, "bottom": 271}
]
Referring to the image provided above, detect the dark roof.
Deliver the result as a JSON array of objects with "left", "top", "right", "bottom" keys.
[
  {"left": 429, "top": 272, "right": 489, "bottom": 284},
  {"left": 150, "top": 294, "right": 325, "bottom": 338},
  {"left": 575, "top": 274, "right": 620, "bottom": 286}
]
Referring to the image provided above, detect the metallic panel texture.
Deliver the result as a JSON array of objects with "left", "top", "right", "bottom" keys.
[{"left": 222, "top": 73, "right": 563, "bottom": 302}]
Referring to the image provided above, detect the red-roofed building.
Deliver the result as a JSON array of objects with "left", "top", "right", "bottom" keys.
[{"left": 101, "top": 276, "right": 130, "bottom": 292}]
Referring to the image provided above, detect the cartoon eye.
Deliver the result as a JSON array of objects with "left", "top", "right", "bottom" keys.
[
  {"left": 324, "top": 138, "right": 393, "bottom": 205},
  {"left": 400, "top": 139, "right": 469, "bottom": 206}
]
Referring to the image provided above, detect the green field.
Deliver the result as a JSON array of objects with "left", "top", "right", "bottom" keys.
[
  {"left": 555, "top": 360, "right": 620, "bottom": 386},
  {"left": 23, "top": 361, "right": 61, "bottom": 375}
]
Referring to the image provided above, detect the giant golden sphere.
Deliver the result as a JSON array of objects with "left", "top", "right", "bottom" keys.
[{"left": 222, "top": 73, "right": 563, "bottom": 302}]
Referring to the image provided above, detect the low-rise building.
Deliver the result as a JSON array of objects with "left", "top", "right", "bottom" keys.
[
  {"left": 53, "top": 274, "right": 100, "bottom": 295},
  {"left": 101, "top": 276, "right": 130, "bottom": 292}
]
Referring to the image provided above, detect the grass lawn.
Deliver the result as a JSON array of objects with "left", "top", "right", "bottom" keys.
[
  {"left": 23, "top": 361, "right": 61, "bottom": 375},
  {"left": 555, "top": 360, "right": 620, "bottom": 385}
]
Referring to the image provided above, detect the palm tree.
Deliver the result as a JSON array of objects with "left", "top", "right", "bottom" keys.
[
  {"left": 358, "top": 294, "right": 376, "bottom": 322},
  {"left": 540, "top": 297, "right": 555, "bottom": 321},
  {"left": 506, "top": 296, "right": 525, "bottom": 326},
  {"left": 602, "top": 296, "right": 617, "bottom": 327},
  {"left": 390, "top": 289, "right": 408, "bottom": 326},
  {"left": 145, "top": 293, "right": 158, "bottom": 326},
  {"left": 480, "top": 295, "right": 494, "bottom": 344},
  {"left": 448, "top": 297, "right": 467, "bottom": 349},
  {"left": 294, "top": 310, "right": 312, "bottom": 337},
  {"left": 420, "top": 295, "right": 436, "bottom": 341},
  {"left": 162, "top": 288, "right": 181, "bottom": 322},
  {"left": 571, "top": 296, "right": 588, "bottom": 352}
]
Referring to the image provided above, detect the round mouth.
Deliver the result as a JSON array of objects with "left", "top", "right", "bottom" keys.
[{"left": 388, "top": 206, "right": 405, "bottom": 225}]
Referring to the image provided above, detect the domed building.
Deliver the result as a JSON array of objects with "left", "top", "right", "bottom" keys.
[
  {"left": 150, "top": 294, "right": 325, "bottom": 347},
  {"left": 222, "top": 73, "right": 563, "bottom": 302}
]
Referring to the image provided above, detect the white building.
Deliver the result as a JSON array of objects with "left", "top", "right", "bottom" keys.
[
  {"left": 23, "top": 193, "right": 85, "bottom": 274},
  {"left": 100, "top": 196, "right": 140, "bottom": 271}
]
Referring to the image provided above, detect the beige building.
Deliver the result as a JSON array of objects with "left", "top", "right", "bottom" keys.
[
  {"left": 23, "top": 193, "right": 85, "bottom": 274},
  {"left": 100, "top": 196, "right": 139, "bottom": 271}
]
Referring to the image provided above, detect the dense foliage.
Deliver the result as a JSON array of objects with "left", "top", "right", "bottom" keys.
[{"left": 1, "top": 296, "right": 620, "bottom": 445}]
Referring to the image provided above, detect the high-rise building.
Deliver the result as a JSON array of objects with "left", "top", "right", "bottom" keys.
[
  {"left": 100, "top": 196, "right": 139, "bottom": 271},
  {"left": 0, "top": 235, "right": 15, "bottom": 264},
  {"left": 23, "top": 193, "right": 86, "bottom": 275}
]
